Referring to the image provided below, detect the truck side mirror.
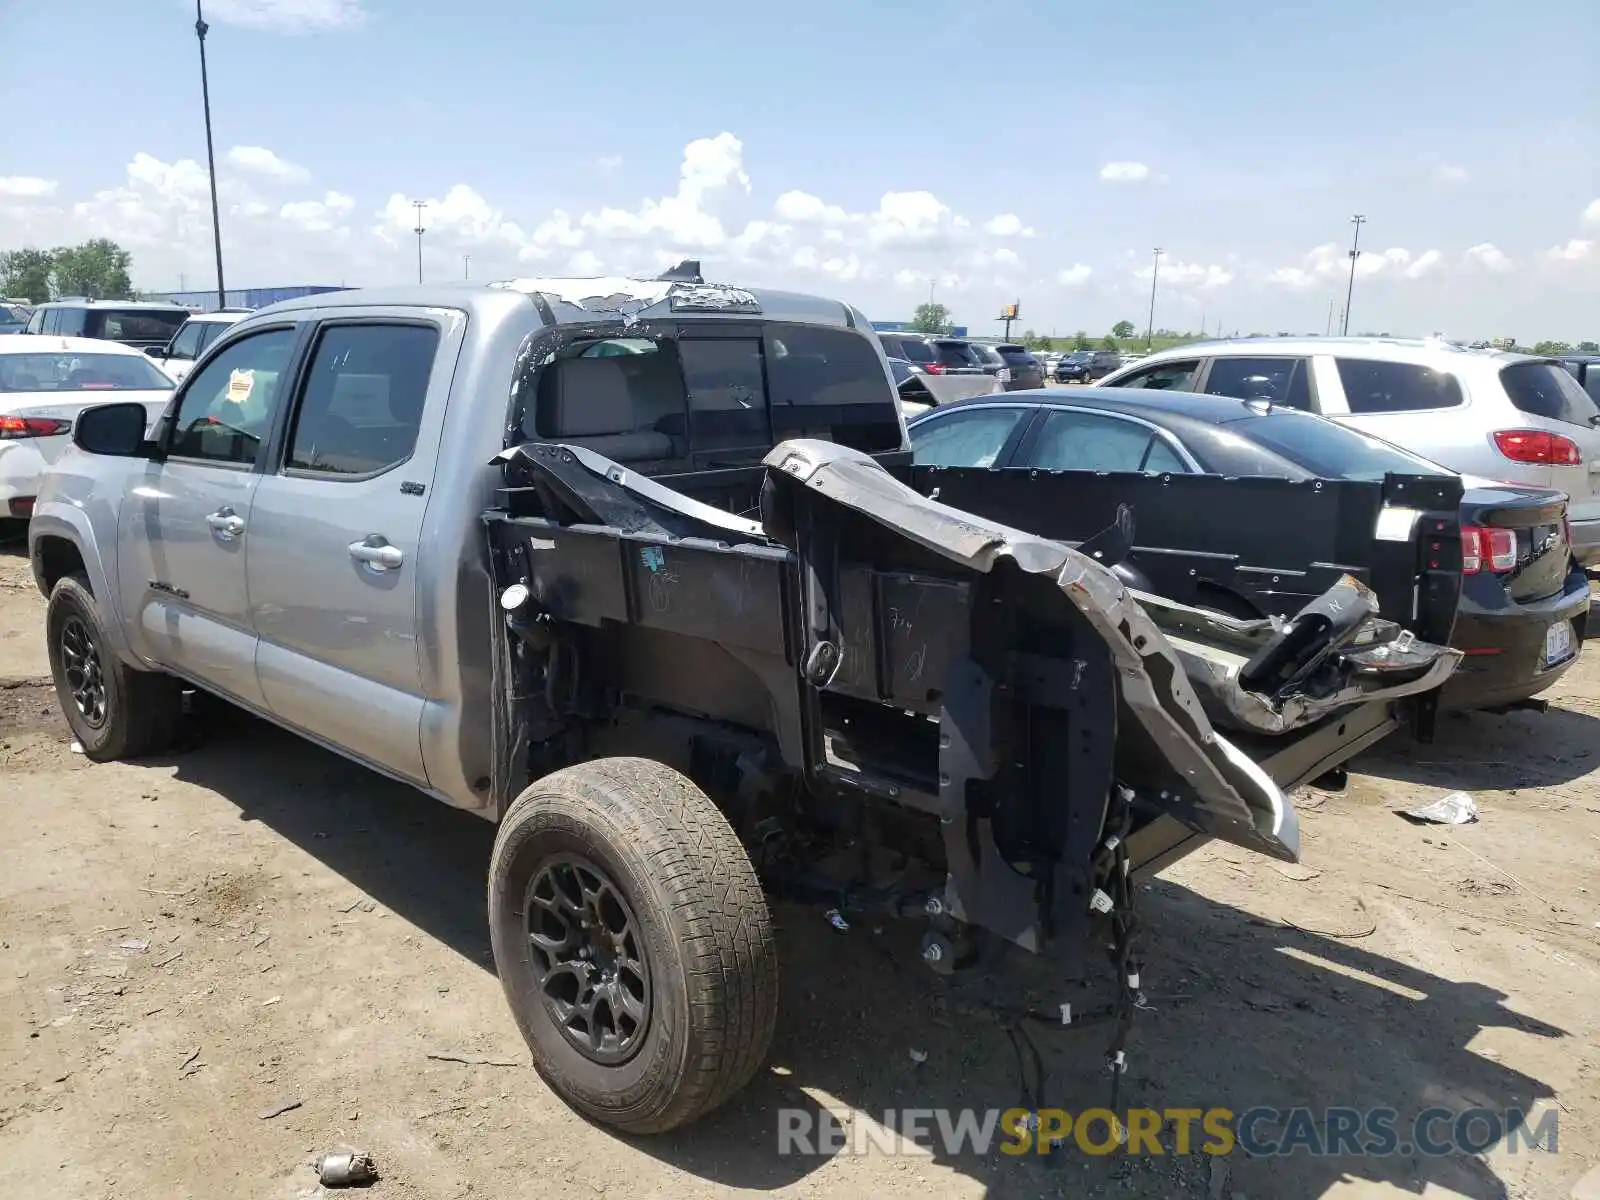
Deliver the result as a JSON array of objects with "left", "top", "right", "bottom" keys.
[
  {"left": 73, "top": 402, "right": 150, "bottom": 457},
  {"left": 145, "top": 345, "right": 166, "bottom": 358}
]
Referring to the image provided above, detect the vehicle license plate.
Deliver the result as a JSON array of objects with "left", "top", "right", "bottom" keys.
[{"left": 1544, "top": 621, "right": 1574, "bottom": 666}]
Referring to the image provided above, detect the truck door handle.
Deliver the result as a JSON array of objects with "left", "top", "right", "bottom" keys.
[
  {"left": 206, "top": 507, "right": 245, "bottom": 540},
  {"left": 349, "top": 535, "right": 404, "bottom": 573}
]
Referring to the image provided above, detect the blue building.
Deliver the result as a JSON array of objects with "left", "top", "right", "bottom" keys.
[
  {"left": 871, "top": 319, "right": 969, "bottom": 337},
  {"left": 147, "top": 285, "right": 349, "bottom": 310}
]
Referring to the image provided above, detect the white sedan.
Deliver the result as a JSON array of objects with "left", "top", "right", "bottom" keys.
[{"left": 0, "top": 337, "right": 175, "bottom": 521}]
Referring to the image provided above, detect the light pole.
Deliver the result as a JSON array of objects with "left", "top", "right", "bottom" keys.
[
  {"left": 1145, "top": 247, "right": 1163, "bottom": 350},
  {"left": 1341, "top": 214, "right": 1366, "bottom": 336},
  {"left": 412, "top": 200, "right": 427, "bottom": 284},
  {"left": 195, "top": 1, "right": 226, "bottom": 309},
  {"left": 463, "top": 254, "right": 470, "bottom": 281}
]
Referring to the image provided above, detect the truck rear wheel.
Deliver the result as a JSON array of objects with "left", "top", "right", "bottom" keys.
[
  {"left": 45, "top": 573, "right": 182, "bottom": 761},
  {"left": 488, "top": 757, "right": 778, "bottom": 1133}
]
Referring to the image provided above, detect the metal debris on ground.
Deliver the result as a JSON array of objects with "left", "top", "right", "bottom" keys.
[
  {"left": 119, "top": 938, "right": 150, "bottom": 952},
  {"left": 70, "top": 741, "right": 84, "bottom": 755},
  {"left": 258, "top": 1098, "right": 303, "bottom": 1120},
  {"left": 315, "top": 1150, "right": 378, "bottom": 1187},
  {"left": 1399, "top": 791, "right": 1479, "bottom": 825},
  {"left": 908, "top": 1048, "right": 928, "bottom": 1064},
  {"left": 824, "top": 908, "right": 849, "bottom": 932},
  {"left": 179, "top": 1047, "right": 201, "bottom": 1075}
]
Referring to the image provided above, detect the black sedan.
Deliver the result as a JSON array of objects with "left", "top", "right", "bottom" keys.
[{"left": 906, "top": 388, "right": 1590, "bottom": 712}]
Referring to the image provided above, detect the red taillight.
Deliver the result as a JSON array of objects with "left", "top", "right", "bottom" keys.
[
  {"left": 0, "top": 415, "right": 72, "bottom": 440},
  {"left": 1492, "top": 429, "right": 1582, "bottom": 466},
  {"left": 8, "top": 497, "right": 35, "bottom": 518},
  {"left": 1460, "top": 524, "right": 1517, "bottom": 574},
  {"left": 923, "top": 362, "right": 946, "bottom": 375}
]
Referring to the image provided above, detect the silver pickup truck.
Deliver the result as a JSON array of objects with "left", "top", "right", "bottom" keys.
[{"left": 29, "top": 271, "right": 1462, "bottom": 1134}]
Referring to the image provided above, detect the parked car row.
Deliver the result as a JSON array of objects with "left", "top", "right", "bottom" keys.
[
  {"left": 876, "top": 331, "right": 1044, "bottom": 393},
  {"left": 907, "top": 350, "right": 1591, "bottom": 712}
]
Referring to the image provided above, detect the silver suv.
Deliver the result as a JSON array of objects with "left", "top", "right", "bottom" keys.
[{"left": 1100, "top": 337, "right": 1600, "bottom": 567}]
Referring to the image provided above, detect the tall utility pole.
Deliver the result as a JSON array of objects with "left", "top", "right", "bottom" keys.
[
  {"left": 1326, "top": 297, "right": 1335, "bottom": 336},
  {"left": 1145, "top": 247, "right": 1163, "bottom": 350},
  {"left": 412, "top": 200, "right": 427, "bottom": 284},
  {"left": 463, "top": 254, "right": 471, "bottom": 281},
  {"left": 195, "top": 1, "right": 226, "bottom": 309},
  {"left": 1341, "top": 214, "right": 1366, "bottom": 336}
]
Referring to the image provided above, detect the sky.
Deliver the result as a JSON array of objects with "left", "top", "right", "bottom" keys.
[{"left": 1, "top": 0, "right": 1597, "bottom": 341}]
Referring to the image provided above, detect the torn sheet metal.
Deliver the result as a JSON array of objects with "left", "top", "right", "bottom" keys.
[
  {"left": 1131, "top": 586, "right": 1462, "bottom": 734},
  {"left": 490, "top": 276, "right": 673, "bottom": 320},
  {"left": 764, "top": 439, "right": 1310, "bottom": 861}
]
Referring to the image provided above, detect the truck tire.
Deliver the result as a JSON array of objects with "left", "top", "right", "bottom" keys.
[
  {"left": 45, "top": 573, "right": 182, "bottom": 761},
  {"left": 488, "top": 757, "right": 778, "bottom": 1133}
]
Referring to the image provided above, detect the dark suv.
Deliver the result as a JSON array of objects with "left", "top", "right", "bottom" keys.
[
  {"left": 24, "top": 300, "right": 192, "bottom": 352},
  {"left": 1054, "top": 348, "right": 1122, "bottom": 383},
  {"left": 988, "top": 342, "right": 1044, "bottom": 390}
]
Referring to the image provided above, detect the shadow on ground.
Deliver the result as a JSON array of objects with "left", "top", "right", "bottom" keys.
[
  {"left": 112, "top": 705, "right": 1564, "bottom": 1200},
  {"left": 1355, "top": 704, "right": 1599, "bottom": 791}
]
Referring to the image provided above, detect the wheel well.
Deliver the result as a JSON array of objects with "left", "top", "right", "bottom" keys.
[{"left": 34, "top": 536, "right": 88, "bottom": 595}]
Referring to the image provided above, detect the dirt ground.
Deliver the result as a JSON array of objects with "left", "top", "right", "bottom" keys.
[{"left": 2, "top": 535, "right": 1597, "bottom": 1200}]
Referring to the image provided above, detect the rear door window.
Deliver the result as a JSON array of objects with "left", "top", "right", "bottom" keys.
[
  {"left": 1335, "top": 358, "right": 1462, "bottom": 413},
  {"left": 678, "top": 336, "right": 771, "bottom": 454},
  {"left": 896, "top": 338, "right": 938, "bottom": 366},
  {"left": 1202, "top": 357, "right": 1312, "bottom": 410},
  {"left": 286, "top": 323, "right": 439, "bottom": 476},
  {"left": 909, "top": 406, "right": 1027, "bottom": 467},
  {"left": 1031, "top": 410, "right": 1188, "bottom": 473},
  {"left": 1499, "top": 362, "right": 1600, "bottom": 428},
  {"left": 55, "top": 308, "right": 86, "bottom": 336},
  {"left": 933, "top": 341, "right": 981, "bottom": 369}
]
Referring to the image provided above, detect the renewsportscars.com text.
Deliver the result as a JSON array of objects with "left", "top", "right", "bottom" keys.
[{"left": 776, "top": 1105, "right": 1558, "bottom": 1158}]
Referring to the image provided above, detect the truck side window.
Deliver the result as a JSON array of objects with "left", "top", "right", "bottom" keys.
[
  {"left": 678, "top": 337, "right": 771, "bottom": 454},
  {"left": 286, "top": 324, "right": 438, "bottom": 476},
  {"left": 167, "top": 322, "right": 204, "bottom": 361},
  {"left": 167, "top": 328, "right": 299, "bottom": 466}
]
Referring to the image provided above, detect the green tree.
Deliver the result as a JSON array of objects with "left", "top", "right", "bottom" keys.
[
  {"left": 51, "top": 238, "right": 134, "bottom": 299},
  {"left": 1072, "top": 330, "right": 1091, "bottom": 350},
  {"left": 0, "top": 248, "right": 56, "bottom": 303},
  {"left": 1111, "top": 320, "right": 1135, "bottom": 340},
  {"left": 1576, "top": 340, "right": 1598, "bottom": 353},
  {"left": 1532, "top": 340, "right": 1573, "bottom": 356},
  {"left": 911, "top": 302, "right": 951, "bottom": 335},
  {"left": 1099, "top": 334, "right": 1118, "bottom": 351}
]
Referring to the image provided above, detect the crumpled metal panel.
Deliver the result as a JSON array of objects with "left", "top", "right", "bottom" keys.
[{"left": 764, "top": 439, "right": 1308, "bottom": 860}]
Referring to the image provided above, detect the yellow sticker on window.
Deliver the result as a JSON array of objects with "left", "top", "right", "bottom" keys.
[{"left": 226, "top": 369, "right": 254, "bottom": 405}]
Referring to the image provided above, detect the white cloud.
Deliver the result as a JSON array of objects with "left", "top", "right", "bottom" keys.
[
  {"left": 1268, "top": 242, "right": 1444, "bottom": 287},
  {"left": 1584, "top": 198, "right": 1600, "bottom": 226},
  {"left": 280, "top": 190, "right": 355, "bottom": 233},
  {"left": 582, "top": 131, "right": 749, "bottom": 248},
  {"left": 0, "top": 176, "right": 58, "bottom": 199},
  {"left": 1098, "top": 162, "right": 1151, "bottom": 184},
  {"left": 378, "top": 184, "right": 527, "bottom": 249},
  {"left": 1403, "top": 248, "right": 1444, "bottom": 279},
  {"left": 992, "top": 247, "right": 1020, "bottom": 267},
  {"left": 1546, "top": 238, "right": 1595, "bottom": 264},
  {"left": 774, "top": 190, "right": 850, "bottom": 224},
  {"left": 1057, "top": 264, "right": 1093, "bottom": 286},
  {"left": 983, "top": 213, "right": 1035, "bottom": 238},
  {"left": 1142, "top": 258, "right": 1233, "bottom": 290},
  {"left": 203, "top": 0, "right": 366, "bottom": 32},
  {"left": 1464, "top": 242, "right": 1512, "bottom": 272},
  {"left": 226, "top": 146, "right": 310, "bottom": 184},
  {"left": 595, "top": 155, "right": 623, "bottom": 175},
  {"left": 1434, "top": 164, "right": 1470, "bottom": 185}
]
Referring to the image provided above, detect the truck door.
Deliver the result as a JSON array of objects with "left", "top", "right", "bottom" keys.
[
  {"left": 244, "top": 314, "right": 462, "bottom": 786},
  {"left": 116, "top": 324, "right": 304, "bottom": 708}
]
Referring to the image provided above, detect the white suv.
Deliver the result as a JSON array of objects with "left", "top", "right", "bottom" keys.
[
  {"left": 1099, "top": 337, "right": 1600, "bottom": 567},
  {"left": 148, "top": 309, "right": 251, "bottom": 382}
]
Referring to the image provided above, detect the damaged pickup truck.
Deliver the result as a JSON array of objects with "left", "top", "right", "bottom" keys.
[{"left": 31, "top": 268, "right": 1462, "bottom": 1134}]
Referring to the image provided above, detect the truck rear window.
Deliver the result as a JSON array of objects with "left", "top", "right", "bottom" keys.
[
  {"left": 1500, "top": 362, "right": 1600, "bottom": 428},
  {"left": 85, "top": 309, "right": 189, "bottom": 342}
]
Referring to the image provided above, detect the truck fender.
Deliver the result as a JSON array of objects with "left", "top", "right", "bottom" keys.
[{"left": 28, "top": 505, "right": 140, "bottom": 669}]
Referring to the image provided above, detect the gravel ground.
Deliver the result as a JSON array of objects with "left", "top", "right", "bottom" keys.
[{"left": 1, "top": 536, "right": 1597, "bottom": 1199}]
